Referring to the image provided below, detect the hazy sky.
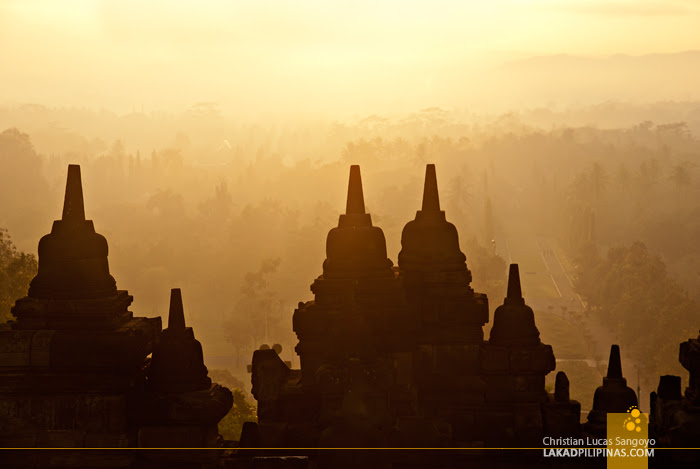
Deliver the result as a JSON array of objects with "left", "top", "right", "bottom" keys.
[{"left": 2, "top": 0, "right": 700, "bottom": 116}]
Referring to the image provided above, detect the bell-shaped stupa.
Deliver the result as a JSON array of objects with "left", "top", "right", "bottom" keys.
[
  {"left": 399, "top": 164, "right": 471, "bottom": 280},
  {"left": 323, "top": 165, "right": 394, "bottom": 278},
  {"left": 28, "top": 165, "right": 117, "bottom": 300},
  {"left": 147, "top": 288, "right": 212, "bottom": 393},
  {"left": 134, "top": 288, "right": 231, "bottom": 454},
  {"left": 396, "top": 164, "right": 490, "bottom": 442},
  {"left": 483, "top": 264, "right": 555, "bottom": 444},
  {"left": 12, "top": 165, "right": 139, "bottom": 330},
  {"left": 1, "top": 164, "right": 162, "bottom": 450},
  {"left": 584, "top": 344, "right": 638, "bottom": 436},
  {"left": 489, "top": 264, "right": 542, "bottom": 346},
  {"left": 248, "top": 165, "right": 408, "bottom": 447}
]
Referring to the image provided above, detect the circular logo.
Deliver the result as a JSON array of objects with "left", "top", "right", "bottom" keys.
[{"left": 623, "top": 406, "right": 643, "bottom": 432}]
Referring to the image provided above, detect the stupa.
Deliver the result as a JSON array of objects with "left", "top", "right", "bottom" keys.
[
  {"left": 397, "top": 164, "right": 489, "bottom": 443},
  {"left": 147, "top": 288, "right": 212, "bottom": 393},
  {"left": 0, "top": 165, "right": 161, "bottom": 454},
  {"left": 245, "top": 164, "right": 573, "bottom": 452},
  {"left": 583, "top": 344, "right": 638, "bottom": 436},
  {"left": 482, "top": 264, "right": 557, "bottom": 445},
  {"left": 249, "top": 165, "right": 408, "bottom": 447},
  {"left": 132, "top": 288, "right": 232, "bottom": 462},
  {"left": 0, "top": 166, "right": 231, "bottom": 469},
  {"left": 649, "top": 330, "right": 700, "bottom": 462}
]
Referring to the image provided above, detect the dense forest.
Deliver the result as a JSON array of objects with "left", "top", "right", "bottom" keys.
[{"left": 1, "top": 103, "right": 699, "bottom": 424}]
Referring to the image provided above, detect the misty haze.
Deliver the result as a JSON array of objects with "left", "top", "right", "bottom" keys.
[{"left": 1, "top": 0, "right": 699, "bottom": 465}]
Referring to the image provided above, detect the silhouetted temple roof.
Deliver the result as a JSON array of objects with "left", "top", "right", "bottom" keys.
[
  {"left": 322, "top": 165, "right": 393, "bottom": 278},
  {"left": 28, "top": 164, "right": 117, "bottom": 299}
]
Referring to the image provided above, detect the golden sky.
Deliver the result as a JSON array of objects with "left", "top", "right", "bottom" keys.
[{"left": 2, "top": 0, "right": 700, "bottom": 115}]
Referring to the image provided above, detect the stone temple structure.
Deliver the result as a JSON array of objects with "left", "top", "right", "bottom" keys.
[
  {"left": 0, "top": 165, "right": 231, "bottom": 468},
  {"left": 131, "top": 288, "right": 233, "bottom": 465},
  {"left": 582, "top": 344, "right": 638, "bottom": 437},
  {"left": 398, "top": 164, "right": 489, "bottom": 446},
  {"left": 245, "top": 164, "right": 579, "bottom": 450},
  {"left": 3, "top": 162, "right": 698, "bottom": 467},
  {"left": 250, "top": 165, "right": 409, "bottom": 447},
  {"left": 650, "top": 331, "right": 700, "bottom": 464}
]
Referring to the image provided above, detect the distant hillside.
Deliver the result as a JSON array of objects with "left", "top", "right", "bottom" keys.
[
  {"left": 490, "top": 51, "right": 700, "bottom": 107},
  {"left": 503, "top": 50, "right": 700, "bottom": 70}
]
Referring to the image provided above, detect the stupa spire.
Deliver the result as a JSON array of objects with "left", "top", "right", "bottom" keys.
[
  {"left": 322, "top": 165, "right": 393, "bottom": 278},
  {"left": 489, "top": 263, "right": 542, "bottom": 346},
  {"left": 421, "top": 164, "right": 440, "bottom": 212},
  {"left": 168, "top": 288, "right": 186, "bottom": 331},
  {"left": 398, "top": 164, "right": 472, "bottom": 284},
  {"left": 148, "top": 288, "right": 212, "bottom": 392},
  {"left": 27, "top": 164, "right": 117, "bottom": 300},
  {"left": 607, "top": 344, "right": 623, "bottom": 379},
  {"left": 61, "top": 164, "right": 85, "bottom": 222},
  {"left": 345, "top": 165, "right": 366, "bottom": 215},
  {"left": 506, "top": 264, "right": 523, "bottom": 302},
  {"left": 584, "top": 344, "right": 638, "bottom": 436}
]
